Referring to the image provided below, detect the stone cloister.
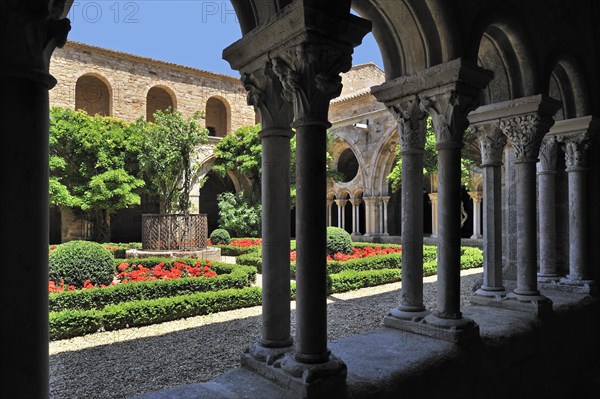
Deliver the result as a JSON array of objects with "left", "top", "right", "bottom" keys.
[{"left": 3, "top": 1, "right": 600, "bottom": 398}]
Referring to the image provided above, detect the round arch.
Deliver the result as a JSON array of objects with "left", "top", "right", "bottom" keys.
[
  {"left": 369, "top": 126, "right": 399, "bottom": 196},
  {"left": 544, "top": 55, "right": 590, "bottom": 121},
  {"left": 465, "top": 10, "right": 539, "bottom": 103},
  {"left": 75, "top": 73, "right": 112, "bottom": 116},
  {"left": 146, "top": 85, "right": 176, "bottom": 122},
  {"left": 206, "top": 96, "right": 231, "bottom": 137}
]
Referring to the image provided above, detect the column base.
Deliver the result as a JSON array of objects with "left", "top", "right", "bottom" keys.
[
  {"left": 470, "top": 234, "right": 483, "bottom": 240},
  {"left": 384, "top": 312, "right": 479, "bottom": 344},
  {"left": 483, "top": 291, "right": 553, "bottom": 317},
  {"left": 537, "top": 273, "right": 562, "bottom": 284},
  {"left": 471, "top": 287, "right": 508, "bottom": 304},
  {"left": 245, "top": 341, "right": 293, "bottom": 365},
  {"left": 242, "top": 349, "right": 347, "bottom": 399},
  {"left": 556, "top": 278, "right": 597, "bottom": 295},
  {"left": 385, "top": 306, "right": 431, "bottom": 322}
]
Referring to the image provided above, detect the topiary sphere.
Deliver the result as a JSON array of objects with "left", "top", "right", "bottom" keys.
[
  {"left": 326, "top": 226, "right": 353, "bottom": 256},
  {"left": 49, "top": 240, "right": 116, "bottom": 288},
  {"left": 210, "top": 228, "right": 231, "bottom": 245}
]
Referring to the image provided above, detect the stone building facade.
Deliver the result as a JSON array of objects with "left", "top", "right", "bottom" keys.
[{"left": 48, "top": 41, "right": 257, "bottom": 242}]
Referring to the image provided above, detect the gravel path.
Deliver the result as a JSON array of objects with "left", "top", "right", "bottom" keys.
[{"left": 49, "top": 268, "right": 483, "bottom": 399}]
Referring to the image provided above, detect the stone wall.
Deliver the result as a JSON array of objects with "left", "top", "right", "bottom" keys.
[{"left": 49, "top": 41, "right": 255, "bottom": 128}]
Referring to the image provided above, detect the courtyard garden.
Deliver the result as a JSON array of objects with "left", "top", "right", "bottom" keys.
[{"left": 49, "top": 228, "right": 483, "bottom": 340}]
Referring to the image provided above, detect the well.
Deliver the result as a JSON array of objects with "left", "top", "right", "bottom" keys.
[{"left": 141, "top": 213, "right": 208, "bottom": 250}]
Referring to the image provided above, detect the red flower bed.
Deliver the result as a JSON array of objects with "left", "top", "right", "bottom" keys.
[
  {"left": 207, "top": 238, "right": 262, "bottom": 247},
  {"left": 116, "top": 259, "right": 216, "bottom": 282},
  {"left": 48, "top": 259, "right": 217, "bottom": 293},
  {"left": 289, "top": 246, "right": 402, "bottom": 262}
]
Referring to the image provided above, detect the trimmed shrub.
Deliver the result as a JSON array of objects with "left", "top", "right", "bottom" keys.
[
  {"left": 326, "top": 226, "right": 353, "bottom": 256},
  {"left": 329, "top": 268, "right": 401, "bottom": 294},
  {"left": 236, "top": 252, "right": 263, "bottom": 272},
  {"left": 210, "top": 228, "right": 231, "bottom": 245},
  {"left": 218, "top": 245, "right": 260, "bottom": 257},
  {"left": 49, "top": 240, "right": 115, "bottom": 288},
  {"left": 49, "top": 262, "right": 257, "bottom": 312},
  {"left": 50, "top": 286, "right": 262, "bottom": 340}
]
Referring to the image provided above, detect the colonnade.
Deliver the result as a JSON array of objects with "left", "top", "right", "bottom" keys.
[{"left": 327, "top": 195, "right": 389, "bottom": 236}]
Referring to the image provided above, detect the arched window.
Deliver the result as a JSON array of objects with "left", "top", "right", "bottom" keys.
[
  {"left": 146, "top": 86, "right": 176, "bottom": 122},
  {"left": 75, "top": 74, "right": 111, "bottom": 116},
  {"left": 337, "top": 148, "right": 359, "bottom": 182},
  {"left": 205, "top": 97, "right": 230, "bottom": 137}
]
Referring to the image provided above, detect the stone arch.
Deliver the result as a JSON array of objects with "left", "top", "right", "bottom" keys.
[
  {"left": 337, "top": 148, "right": 360, "bottom": 183},
  {"left": 199, "top": 170, "right": 236, "bottom": 234},
  {"left": 544, "top": 55, "right": 590, "bottom": 121},
  {"left": 205, "top": 96, "right": 231, "bottom": 137},
  {"left": 352, "top": 0, "right": 461, "bottom": 79},
  {"left": 75, "top": 73, "right": 112, "bottom": 116},
  {"left": 146, "top": 85, "right": 176, "bottom": 122},
  {"left": 369, "top": 126, "right": 399, "bottom": 196},
  {"left": 465, "top": 10, "right": 539, "bottom": 103}
]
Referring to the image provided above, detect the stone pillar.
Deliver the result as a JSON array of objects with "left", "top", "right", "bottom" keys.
[
  {"left": 499, "top": 96, "right": 560, "bottom": 315},
  {"left": 428, "top": 192, "right": 439, "bottom": 237},
  {"left": 381, "top": 196, "right": 390, "bottom": 235},
  {"left": 363, "top": 196, "right": 378, "bottom": 236},
  {"left": 559, "top": 132, "right": 593, "bottom": 286},
  {"left": 468, "top": 191, "right": 483, "bottom": 239},
  {"left": 536, "top": 137, "right": 560, "bottom": 282},
  {"left": 326, "top": 199, "right": 333, "bottom": 226},
  {"left": 236, "top": 64, "right": 295, "bottom": 361},
  {"left": 0, "top": 3, "right": 70, "bottom": 398},
  {"left": 470, "top": 124, "right": 508, "bottom": 300},
  {"left": 370, "top": 96, "right": 429, "bottom": 323},
  {"left": 374, "top": 59, "right": 492, "bottom": 343},
  {"left": 335, "top": 199, "right": 348, "bottom": 231},
  {"left": 225, "top": 4, "right": 370, "bottom": 392},
  {"left": 350, "top": 198, "right": 362, "bottom": 235}
]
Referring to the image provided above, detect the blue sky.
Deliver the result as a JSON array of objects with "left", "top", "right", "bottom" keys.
[{"left": 66, "top": 1, "right": 383, "bottom": 76}]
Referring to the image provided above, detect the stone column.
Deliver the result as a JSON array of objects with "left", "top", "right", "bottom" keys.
[
  {"left": 363, "top": 197, "right": 378, "bottom": 236},
  {"left": 268, "top": 17, "right": 370, "bottom": 389},
  {"left": 236, "top": 64, "right": 295, "bottom": 361},
  {"left": 559, "top": 133, "right": 593, "bottom": 286},
  {"left": 428, "top": 192, "right": 439, "bottom": 237},
  {"left": 499, "top": 97, "right": 559, "bottom": 314},
  {"left": 468, "top": 191, "right": 483, "bottom": 239},
  {"left": 326, "top": 199, "right": 334, "bottom": 226},
  {"left": 381, "top": 196, "right": 390, "bottom": 235},
  {"left": 536, "top": 137, "right": 560, "bottom": 282},
  {"left": 0, "top": 3, "right": 70, "bottom": 398},
  {"left": 350, "top": 198, "right": 362, "bottom": 235},
  {"left": 470, "top": 124, "right": 508, "bottom": 300},
  {"left": 335, "top": 199, "right": 348, "bottom": 231},
  {"left": 370, "top": 96, "right": 429, "bottom": 322}
]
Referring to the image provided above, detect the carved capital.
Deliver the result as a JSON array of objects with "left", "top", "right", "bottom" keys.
[
  {"left": 349, "top": 198, "right": 362, "bottom": 206},
  {"left": 388, "top": 96, "right": 427, "bottom": 152},
  {"left": 500, "top": 113, "right": 555, "bottom": 163},
  {"left": 420, "top": 89, "right": 481, "bottom": 149},
  {"left": 468, "top": 191, "right": 483, "bottom": 203},
  {"left": 334, "top": 199, "right": 348, "bottom": 207},
  {"left": 241, "top": 62, "right": 293, "bottom": 131},
  {"left": 473, "top": 124, "right": 507, "bottom": 167},
  {"left": 271, "top": 39, "right": 354, "bottom": 126},
  {"left": 559, "top": 133, "right": 590, "bottom": 171},
  {"left": 537, "top": 137, "right": 558, "bottom": 173},
  {"left": 0, "top": 1, "right": 71, "bottom": 88}
]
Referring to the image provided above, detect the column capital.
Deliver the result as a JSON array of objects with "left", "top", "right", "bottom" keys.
[
  {"left": 380, "top": 196, "right": 391, "bottom": 205},
  {"left": 558, "top": 132, "right": 591, "bottom": 171},
  {"left": 362, "top": 196, "right": 379, "bottom": 204},
  {"left": 372, "top": 93, "right": 427, "bottom": 153},
  {"left": 472, "top": 123, "right": 507, "bottom": 167},
  {"left": 468, "top": 191, "right": 483, "bottom": 203},
  {"left": 428, "top": 192, "right": 438, "bottom": 201},
  {"left": 326, "top": 199, "right": 334, "bottom": 206},
  {"left": 349, "top": 198, "right": 362, "bottom": 206},
  {"left": 537, "top": 136, "right": 558, "bottom": 174},
  {"left": 497, "top": 96, "right": 561, "bottom": 163},
  {"left": 334, "top": 199, "right": 348, "bottom": 207},
  {"left": 241, "top": 64, "right": 294, "bottom": 132},
  {"left": 0, "top": 1, "right": 71, "bottom": 88}
]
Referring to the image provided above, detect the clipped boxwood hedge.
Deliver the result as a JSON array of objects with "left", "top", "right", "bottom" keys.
[
  {"left": 50, "top": 286, "right": 262, "bottom": 340},
  {"left": 236, "top": 252, "right": 263, "bottom": 271},
  {"left": 49, "top": 262, "right": 257, "bottom": 312},
  {"left": 218, "top": 245, "right": 260, "bottom": 257},
  {"left": 329, "top": 268, "right": 401, "bottom": 294}
]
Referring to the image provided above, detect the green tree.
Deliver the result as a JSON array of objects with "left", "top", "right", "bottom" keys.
[
  {"left": 136, "top": 109, "right": 208, "bottom": 214},
  {"left": 217, "top": 191, "right": 262, "bottom": 237},
  {"left": 387, "top": 116, "right": 477, "bottom": 192},
  {"left": 49, "top": 107, "right": 145, "bottom": 242}
]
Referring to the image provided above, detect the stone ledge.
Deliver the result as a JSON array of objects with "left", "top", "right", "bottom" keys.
[{"left": 129, "top": 289, "right": 600, "bottom": 399}]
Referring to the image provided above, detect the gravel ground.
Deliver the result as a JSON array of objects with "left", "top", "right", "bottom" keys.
[{"left": 49, "top": 268, "right": 483, "bottom": 399}]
